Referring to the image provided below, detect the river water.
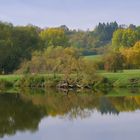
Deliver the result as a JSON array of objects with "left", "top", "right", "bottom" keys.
[{"left": 0, "top": 88, "right": 140, "bottom": 140}]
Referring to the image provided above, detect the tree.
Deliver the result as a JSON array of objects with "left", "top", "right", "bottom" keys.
[
  {"left": 125, "top": 41, "right": 140, "bottom": 68},
  {"left": 132, "top": 41, "right": 140, "bottom": 66},
  {"left": 80, "top": 59, "right": 97, "bottom": 85},
  {"left": 129, "top": 24, "right": 136, "bottom": 30},
  {"left": 104, "top": 51, "right": 124, "bottom": 72},
  {"left": 39, "top": 28, "right": 68, "bottom": 47},
  {"left": 112, "top": 29, "right": 139, "bottom": 48},
  {"left": 121, "top": 41, "right": 140, "bottom": 68},
  {"left": 93, "top": 22, "right": 118, "bottom": 42},
  {"left": 90, "top": 22, "right": 118, "bottom": 48},
  {"left": 0, "top": 23, "right": 40, "bottom": 73},
  {"left": 68, "top": 22, "right": 118, "bottom": 55},
  {"left": 17, "top": 46, "right": 98, "bottom": 86}
]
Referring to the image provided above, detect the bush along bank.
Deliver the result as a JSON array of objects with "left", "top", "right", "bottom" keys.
[
  {"left": 16, "top": 75, "right": 62, "bottom": 88},
  {"left": 1, "top": 74, "right": 140, "bottom": 91},
  {"left": 0, "top": 80, "right": 14, "bottom": 91},
  {"left": 15, "top": 75, "right": 112, "bottom": 89},
  {"left": 14, "top": 75, "right": 140, "bottom": 89}
]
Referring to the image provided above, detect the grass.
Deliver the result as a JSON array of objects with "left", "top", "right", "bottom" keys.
[
  {"left": 1, "top": 70, "right": 140, "bottom": 88},
  {"left": 99, "top": 70, "right": 140, "bottom": 87},
  {"left": 0, "top": 74, "right": 63, "bottom": 89},
  {"left": 84, "top": 55, "right": 103, "bottom": 61},
  {"left": 100, "top": 70, "right": 140, "bottom": 80},
  {"left": 0, "top": 74, "right": 22, "bottom": 82},
  {"left": 0, "top": 74, "right": 62, "bottom": 81}
]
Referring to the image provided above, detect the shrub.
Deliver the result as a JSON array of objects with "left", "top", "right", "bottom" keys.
[
  {"left": 18, "top": 75, "right": 45, "bottom": 88},
  {"left": 0, "top": 80, "right": 13, "bottom": 90}
]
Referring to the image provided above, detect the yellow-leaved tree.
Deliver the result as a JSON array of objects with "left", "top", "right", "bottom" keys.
[{"left": 121, "top": 41, "right": 140, "bottom": 68}]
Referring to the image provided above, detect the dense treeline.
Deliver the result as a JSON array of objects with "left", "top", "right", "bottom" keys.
[
  {"left": 0, "top": 21, "right": 119, "bottom": 73},
  {"left": 105, "top": 26, "right": 140, "bottom": 72},
  {"left": 68, "top": 22, "right": 118, "bottom": 55},
  {"left": 1, "top": 20, "right": 140, "bottom": 74},
  {"left": 0, "top": 22, "right": 40, "bottom": 73}
]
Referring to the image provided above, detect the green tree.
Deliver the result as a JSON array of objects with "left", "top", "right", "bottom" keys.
[
  {"left": 104, "top": 51, "right": 124, "bottom": 72},
  {"left": 0, "top": 23, "right": 40, "bottom": 73},
  {"left": 112, "top": 29, "right": 139, "bottom": 48},
  {"left": 39, "top": 28, "right": 68, "bottom": 47}
]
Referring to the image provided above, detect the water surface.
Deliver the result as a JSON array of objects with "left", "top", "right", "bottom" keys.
[{"left": 0, "top": 88, "right": 140, "bottom": 140}]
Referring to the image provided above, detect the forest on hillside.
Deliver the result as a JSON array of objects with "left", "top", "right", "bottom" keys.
[{"left": 1, "top": 21, "right": 140, "bottom": 75}]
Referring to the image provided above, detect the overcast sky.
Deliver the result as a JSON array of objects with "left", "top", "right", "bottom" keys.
[{"left": 0, "top": 0, "right": 139, "bottom": 29}]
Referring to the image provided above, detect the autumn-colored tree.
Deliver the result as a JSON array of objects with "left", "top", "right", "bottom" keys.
[
  {"left": 120, "top": 47, "right": 133, "bottom": 69},
  {"left": 17, "top": 46, "right": 98, "bottom": 85},
  {"left": 18, "top": 46, "right": 82, "bottom": 76},
  {"left": 104, "top": 51, "right": 124, "bottom": 72},
  {"left": 80, "top": 59, "right": 97, "bottom": 85},
  {"left": 121, "top": 41, "right": 140, "bottom": 68},
  {"left": 39, "top": 28, "right": 68, "bottom": 47}
]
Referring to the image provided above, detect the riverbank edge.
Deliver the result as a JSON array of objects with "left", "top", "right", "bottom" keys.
[{"left": 1, "top": 73, "right": 140, "bottom": 90}]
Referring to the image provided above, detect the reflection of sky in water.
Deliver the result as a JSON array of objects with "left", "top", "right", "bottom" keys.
[{"left": 2, "top": 110, "right": 140, "bottom": 140}]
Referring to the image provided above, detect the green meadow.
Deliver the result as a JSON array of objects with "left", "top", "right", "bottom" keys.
[
  {"left": 84, "top": 55, "right": 103, "bottom": 61},
  {"left": 1, "top": 69, "right": 140, "bottom": 88}
]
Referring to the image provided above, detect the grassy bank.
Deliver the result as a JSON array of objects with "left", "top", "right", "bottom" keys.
[
  {"left": 0, "top": 74, "right": 62, "bottom": 90},
  {"left": 100, "top": 70, "right": 140, "bottom": 87},
  {"left": 0, "top": 75, "right": 21, "bottom": 91},
  {"left": 0, "top": 74, "right": 22, "bottom": 82},
  {"left": 1, "top": 70, "right": 140, "bottom": 90}
]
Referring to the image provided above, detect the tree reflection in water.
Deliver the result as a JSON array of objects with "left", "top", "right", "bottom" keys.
[
  {"left": 0, "top": 93, "right": 45, "bottom": 138},
  {"left": 1, "top": 88, "right": 140, "bottom": 137}
]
